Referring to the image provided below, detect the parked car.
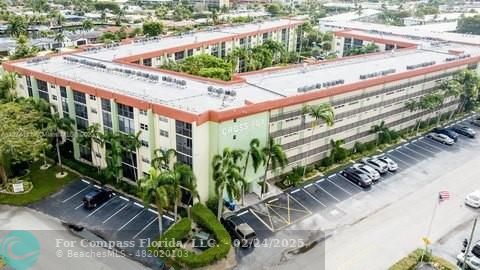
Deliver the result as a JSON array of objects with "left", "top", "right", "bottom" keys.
[
  {"left": 340, "top": 167, "right": 373, "bottom": 188},
  {"left": 432, "top": 127, "right": 459, "bottom": 142},
  {"left": 471, "top": 117, "right": 480, "bottom": 127},
  {"left": 361, "top": 157, "right": 388, "bottom": 174},
  {"left": 373, "top": 155, "right": 398, "bottom": 172},
  {"left": 426, "top": 132, "right": 455, "bottom": 145},
  {"left": 465, "top": 190, "right": 480, "bottom": 208},
  {"left": 452, "top": 125, "right": 476, "bottom": 138},
  {"left": 472, "top": 242, "right": 480, "bottom": 258},
  {"left": 457, "top": 252, "right": 480, "bottom": 270},
  {"left": 83, "top": 188, "right": 113, "bottom": 209},
  {"left": 352, "top": 163, "right": 380, "bottom": 182},
  {"left": 221, "top": 212, "right": 257, "bottom": 248}
]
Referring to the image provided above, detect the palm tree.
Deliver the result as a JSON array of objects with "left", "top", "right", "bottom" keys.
[
  {"left": 120, "top": 131, "right": 141, "bottom": 181},
  {"left": 171, "top": 162, "right": 196, "bottom": 220},
  {"left": 261, "top": 137, "right": 287, "bottom": 199},
  {"left": 241, "top": 138, "right": 264, "bottom": 205},
  {"left": 7, "top": 15, "right": 28, "bottom": 37},
  {"left": 455, "top": 70, "right": 480, "bottom": 113},
  {"left": 0, "top": 72, "right": 17, "bottom": 102},
  {"left": 54, "top": 32, "right": 65, "bottom": 46},
  {"left": 371, "top": 121, "right": 390, "bottom": 146},
  {"left": 77, "top": 123, "right": 104, "bottom": 171},
  {"left": 211, "top": 9, "right": 219, "bottom": 25},
  {"left": 405, "top": 99, "right": 421, "bottom": 134},
  {"left": 301, "top": 103, "right": 334, "bottom": 177},
  {"left": 152, "top": 148, "right": 176, "bottom": 171},
  {"left": 441, "top": 80, "right": 462, "bottom": 121},
  {"left": 49, "top": 113, "right": 74, "bottom": 176},
  {"left": 102, "top": 131, "right": 123, "bottom": 182},
  {"left": 140, "top": 168, "right": 172, "bottom": 235},
  {"left": 329, "top": 139, "right": 347, "bottom": 163},
  {"left": 212, "top": 148, "right": 245, "bottom": 220}
]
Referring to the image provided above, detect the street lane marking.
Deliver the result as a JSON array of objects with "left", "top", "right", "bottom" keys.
[
  {"left": 62, "top": 186, "right": 90, "bottom": 203},
  {"left": 87, "top": 197, "right": 116, "bottom": 217},
  {"left": 118, "top": 210, "right": 144, "bottom": 231},
  {"left": 313, "top": 183, "right": 340, "bottom": 202},
  {"left": 300, "top": 188, "right": 327, "bottom": 207},
  {"left": 132, "top": 217, "right": 158, "bottom": 239},
  {"left": 81, "top": 179, "right": 90, "bottom": 184},
  {"left": 327, "top": 179, "right": 353, "bottom": 195},
  {"left": 102, "top": 203, "right": 130, "bottom": 224},
  {"left": 74, "top": 203, "right": 84, "bottom": 210}
]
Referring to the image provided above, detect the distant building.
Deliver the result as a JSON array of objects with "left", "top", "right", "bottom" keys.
[
  {"left": 65, "top": 31, "right": 103, "bottom": 47},
  {"left": 191, "top": 0, "right": 230, "bottom": 9},
  {"left": 403, "top": 13, "right": 477, "bottom": 26}
]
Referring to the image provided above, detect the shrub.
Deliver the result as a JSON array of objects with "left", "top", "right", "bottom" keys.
[
  {"left": 320, "top": 156, "right": 333, "bottom": 167},
  {"left": 161, "top": 218, "right": 192, "bottom": 245},
  {"left": 389, "top": 249, "right": 456, "bottom": 270},
  {"left": 205, "top": 196, "right": 219, "bottom": 216},
  {"left": 353, "top": 142, "right": 366, "bottom": 154}
]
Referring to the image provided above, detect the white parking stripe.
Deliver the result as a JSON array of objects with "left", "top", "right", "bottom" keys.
[
  {"left": 304, "top": 183, "right": 313, "bottom": 188},
  {"left": 148, "top": 209, "right": 157, "bottom": 214},
  {"left": 396, "top": 149, "right": 422, "bottom": 162},
  {"left": 62, "top": 186, "right": 90, "bottom": 203},
  {"left": 132, "top": 217, "right": 158, "bottom": 239},
  {"left": 300, "top": 189, "right": 327, "bottom": 207},
  {"left": 328, "top": 174, "right": 336, "bottom": 179},
  {"left": 87, "top": 198, "right": 116, "bottom": 217},
  {"left": 134, "top": 202, "right": 144, "bottom": 208},
  {"left": 396, "top": 146, "right": 402, "bottom": 150},
  {"left": 102, "top": 203, "right": 130, "bottom": 224},
  {"left": 93, "top": 185, "right": 101, "bottom": 189},
  {"left": 420, "top": 138, "right": 447, "bottom": 151},
  {"left": 119, "top": 196, "right": 129, "bottom": 201},
  {"left": 327, "top": 179, "right": 353, "bottom": 195},
  {"left": 81, "top": 179, "right": 90, "bottom": 184},
  {"left": 387, "top": 150, "right": 393, "bottom": 153},
  {"left": 249, "top": 209, "right": 274, "bottom": 232},
  {"left": 387, "top": 153, "right": 410, "bottom": 166},
  {"left": 410, "top": 142, "right": 437, "bottom": 155},
  {"left": 238, "top": 210, "right": 249, "bottom": 216},
  {"left": 313, "top": 183, "right": 340, "bottom": 202},
  {"left": 316, "top": 179, "right": 324, "bottom": 184},
  {"left": 412, "top": 139, "right": 418, "bottom": 143},
  {"left": 163, "top": 215, "right": 174, "bottom": 221},
  {"left": 404, "top": 145, "right": 430, "bottom": 159},
  {"left": 267, "top": 198, "right": 279, "bottom": 204},
  {"left": 74, "top": 203, "right": 84, "bottom": 210},
  {"left": 118, "top": 210, "right": 144, "bottom": 231},
  {"left": 290, "top": 188, "right": 300, "bottom": 194}
]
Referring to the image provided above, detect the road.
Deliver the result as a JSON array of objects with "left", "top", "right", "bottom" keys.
[
  {"left": 0, "top": 205, "right": 149, "bottom": 270},
  {"left": 235, "top": 117, "right": 480, "bottom": 270}
]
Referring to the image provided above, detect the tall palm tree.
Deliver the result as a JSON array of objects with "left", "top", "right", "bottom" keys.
[
  {"left": 241, "top": 138, "right": 264, "bottom": 205},
  {"left": 212, "top": 148, "right": 245, "bottom": 220},
  {"left": 329, "top": 139, "right": 347, "bottom": 163},
  {"left": 54, "top": 32, "right": 65, "bottom": 45},
  {"left": 82, "top": 19, "right": 94, "bottom": 31},
  {"left": 261, "top": 137, "right": 287, "bottom": 199},
  {"left": 0, "top": 72, "right": 17, "bottom": 102},
  {"left": 171, "top": 162, "right": 196, "bottom": 220},
  {"left": 455, "top": 70, "right": 480, "bottom": 113},
  {"left": 441, "top": 80, "right": 462, "bottom": 121},
  {"left": 152, "top": 148, "right": 176, "bottom": 171},
  {"left": 140, "top": 168, "right": 172, "bottom": 234},
  {"left": 102, "top": 131, "right": 123, "bottom": 182},
  {"left": 405, "top": 99, "right": 421, "bottom": 134},
  {"left": 371, "top": 121, "right": 390, "bottom": 146},
  {"left": 120, "top": 131, "right": 141, "bottom": 181},
  {"left": 301, "top": 103, "right": 334, "bottom": 177},
  {"left": 49, "top": 113, "right": 74, "bottom": 175},
  {"left": 77, "top": 123, "right": 103, "bottom": 171}
]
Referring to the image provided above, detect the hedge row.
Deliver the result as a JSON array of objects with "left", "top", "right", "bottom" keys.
[
  {"left": 389, "top": 249, "right": 456, "bottom": 270},
  {"left": 156, "top": 203, "right": 231, "bottom": 269}
]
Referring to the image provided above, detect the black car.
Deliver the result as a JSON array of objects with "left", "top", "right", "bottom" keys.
[
  {"left": 83, "top": 188, "right": 113, "bottom": 209},
  {"left": 432, "top": 127, "right": 459, "bottom": 142},
  {"left": 221, "top": 212, "right": 257, "bottom": 248},
  {"left": 340, "top": 167, "right": 372, "bottom": 188},
  {"left": 452, "top": 125, "right": 476, "bottom": 138}
]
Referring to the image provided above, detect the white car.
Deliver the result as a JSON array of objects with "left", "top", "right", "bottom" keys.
[
  {"left": 361, "top": 157, "right": 388, "bottom": 174},
  {"left": 373, "top": 155, "right": 398, "bottom": 172},
  {"left": 465, "top": 190, "right": 480, "bottom": 208},
  {"left": 427, "top": 132, "right": 454, "bottom": 145},
  {"left": 457, "top": 252, "right": 480, "bottom": 270},
  {"left": 352, "top": 163, "right": 380, "bottom": 182}
]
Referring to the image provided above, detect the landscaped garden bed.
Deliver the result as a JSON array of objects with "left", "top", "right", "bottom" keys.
[{"left": 389, "top": 249, "right": 456, "bottom": 270}]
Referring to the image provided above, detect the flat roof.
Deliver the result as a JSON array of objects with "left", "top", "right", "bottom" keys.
[{"left": 77, "top": 19, "right": 303, "bottom": 61}]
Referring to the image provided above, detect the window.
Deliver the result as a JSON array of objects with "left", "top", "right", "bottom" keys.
[
  {"left": 74, "top": 103, "right": 88, "bottom": 118},
  {"left": 90, "top": 95, "right": 96, "bottom": 101},
  {"left": 50, "top": 84, "right": 56, "bottom": 89},
  {"left": 76, "top": 117, "right": 88, "bottom": 131},
  {"left": 101, "top": 99, "right": 111, "bottom": 111},
  {"left": 38, "top": 91, "right": 49, "bottom": 102},
  {"left": 176, "top": 135, "right": 192, "bottom": 156},
  {"left": 102, "top": 111, "right": 112, "bottom": 128},
  {"left": 187, "top": 49, "right": 194, "bottom": 57},
  {"left": 140, "top": 123, "right": 148, "bottom": 131},
  {"left": 79, "top": 145, "right": 92, "bottom": 162},
  {"left": 36, "top": 79, "right": 48, "bottom": 91},
  {"left": 160, "top": 129, "right": 169, "bottom": 137},
  {"left": 159, "top": 116, "right": 168, "bottom": 123},
  {"left": 175, "top": 120, "right": 192, "bottom": 137},
  {"left": 73, "top": 90, "right": 86, "bottom": 104},
  {"left": 52, "top": 95, "right": 57, "bottom": 101},
  {"left": 174, "top": 51, "right": 185, "bottom": 60},
  {"left": 60, "top": 86, "right": 67, "bottom": 98},
  {"left": 141, "top": 140, "right": 149, "bottom": 147},
  {"left": 139, "top": 109, "right": 147, "bottom": 116},
  {"left": 118, "top": 103, "right": 134, "bottom": 119},
  {"left": 91, "top": 108, "right": 97, "bottom": 114},
  {"left": 233, "top": 135, "right": 236, "bottom": 140},
  {"left": 119, "top": 117, "right": 135, "bottom": 134}
]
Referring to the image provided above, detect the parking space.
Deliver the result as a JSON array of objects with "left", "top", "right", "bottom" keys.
[
  {"left": 234, "top": 115, "right": 478, "bottom": 234},
  {"left": 30, "top": 179, "right": 174, "bottom": 266}
]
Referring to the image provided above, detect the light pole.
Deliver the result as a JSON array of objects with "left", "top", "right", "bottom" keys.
[{"left": 462, "top": 216, "right": 478, "bottom": 270}]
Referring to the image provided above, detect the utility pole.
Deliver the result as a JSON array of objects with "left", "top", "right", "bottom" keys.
[{"left": 462, "top": 217, "right": 478, "bottom": 270}]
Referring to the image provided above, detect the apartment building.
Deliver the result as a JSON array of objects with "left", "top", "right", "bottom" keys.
[{"left": 4, "top": 21, "right": 480, "bottom": 201}]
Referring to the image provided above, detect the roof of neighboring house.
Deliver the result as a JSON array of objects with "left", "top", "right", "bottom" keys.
[{"left": 66, "top": 31, "right": 103, "bottom": 41}]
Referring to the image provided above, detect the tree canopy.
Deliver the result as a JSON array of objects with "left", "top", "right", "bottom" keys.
[
  {"left": 142, "top": 21, "right": 164, "bottom": 37},
  {"left": 457, "top": 15, "right": 480, "bottom": 35}
]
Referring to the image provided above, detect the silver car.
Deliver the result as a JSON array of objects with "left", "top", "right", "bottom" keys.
[
  {"left": 352, "top": 163, "right": 380, "bottom": 182},
  {"left": 361, "top": 157, "right": 388, "bottom": 174},
  {"left": 427, "top": 132, "right": 454, "bottom": 145},
  {"left": 373, "top": 155, "right": 398, "bottom": 172}
]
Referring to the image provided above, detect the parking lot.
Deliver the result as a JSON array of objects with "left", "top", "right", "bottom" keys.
[
  {"left": 235, "top": 115, "right": 480, "bottom": 240},
  {"left": 31, "top": 179, "right": 174, "bottom": 268}
]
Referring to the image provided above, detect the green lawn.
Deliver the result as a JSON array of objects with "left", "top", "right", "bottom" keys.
[{"left": 0, "top": 162, "right": 78, "bottom": 206}]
